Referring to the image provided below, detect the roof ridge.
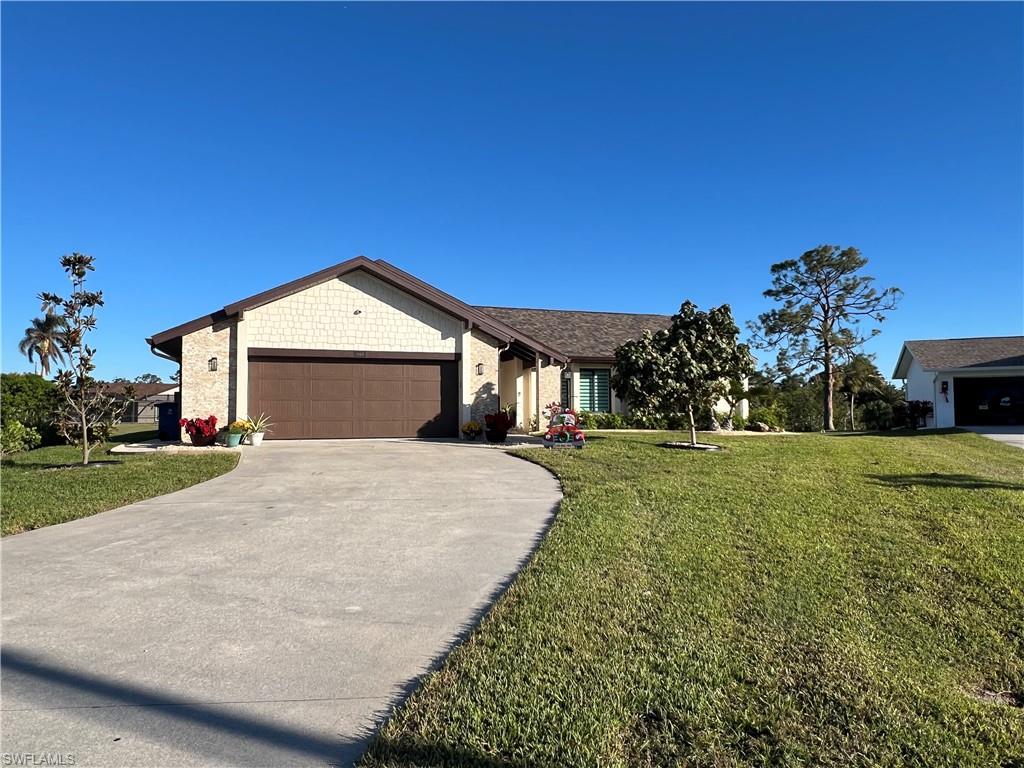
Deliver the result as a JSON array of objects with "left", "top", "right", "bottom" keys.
[
  {"left": 476, "top": 305, "right": 672, "bottom": 318},
  {"left": 907, "top": 335, "right": 1024, "bottom": 343}
]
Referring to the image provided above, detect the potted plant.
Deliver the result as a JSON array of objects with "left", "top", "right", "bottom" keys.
[
  {"left": 461, "top": 420, "right": 482, "bottom": 441},
  {"left": 179, "top": 415, "right": 218, "bottom": 447},
  {"left": 226, "top": 420, "right": 248, "bottom": 448},
  {"left": 484, "top": 410, "right": 514, "bottom": 443},
  {"left": 244, "top": 413, "right": 273, "bottom": 446}
]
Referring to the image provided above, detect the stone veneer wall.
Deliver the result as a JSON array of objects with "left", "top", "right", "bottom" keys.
[
  {"left": 180, "top": 320, "right": 237, "bottom": 438},
  {"left": 246, "top": 271, "right": 461, "bottom": 352},
  {"left": 468, "top": 329, "right": 501, "bottom": 423},
  {"left": 537, "top": 362, "right": 564, "bottom": 427}
]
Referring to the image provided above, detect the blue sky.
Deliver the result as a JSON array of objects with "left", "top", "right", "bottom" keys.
[{"left": 3, "top": 2, "right": 1021, "bottom": 381}]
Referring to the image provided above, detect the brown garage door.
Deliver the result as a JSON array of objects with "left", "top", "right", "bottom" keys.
[{"left": 249, "top": 357, "right": 459, "bottom": 439}]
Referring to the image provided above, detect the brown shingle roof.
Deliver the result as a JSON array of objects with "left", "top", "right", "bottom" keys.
[
  {"left": 101, "top": 382, "right": 177, "bottom": 399},
  {"left": 900, "top": 336, "right": 1024, "bottom": 374},
  {"left": 475, "top": 306, "right": 672, "bottom": 360}
]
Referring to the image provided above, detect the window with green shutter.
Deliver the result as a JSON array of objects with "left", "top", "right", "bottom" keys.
[{"left": 579, "top": 368, "right": 611, "bottom": 413}]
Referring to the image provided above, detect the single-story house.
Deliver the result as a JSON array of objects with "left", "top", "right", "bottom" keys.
[
  {"left": 102, "top": 381, "right": 179, "bottom": 423},
  {"left": 147, "top": 257, "right": 742, "bottom": 440},
  {"left": 893, "top": 336, "right": 1024, "bottom": 428}
]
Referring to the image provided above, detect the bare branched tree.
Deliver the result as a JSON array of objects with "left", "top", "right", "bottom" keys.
[{"left": 39, "top": 253, "right": 134, "bottom": 465}]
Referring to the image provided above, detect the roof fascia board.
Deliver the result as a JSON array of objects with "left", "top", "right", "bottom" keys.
[{"left": 892, "top": 344, "right": 912, "bottom": 379}]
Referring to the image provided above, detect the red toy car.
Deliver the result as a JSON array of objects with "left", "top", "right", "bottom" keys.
[{"left": 542, "top": 410, "right": 586, "bottom": 449}]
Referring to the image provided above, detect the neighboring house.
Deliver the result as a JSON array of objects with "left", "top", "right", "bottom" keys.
[
  {"left": 103, "top": 382, "right": 179, "bottom": 423},
  {"left": 893, "top": 336, "right": 1024, "bottom": 428},
  {"left": 146, "top": 257, "right": 731, "bottom": 440}
]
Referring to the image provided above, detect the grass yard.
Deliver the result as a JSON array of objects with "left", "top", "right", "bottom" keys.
[
  {"left": 1, "top": 438, "right": 238, "bottom": 536},
  {"left": 363, "top": 431, "right": 1024, "bottom": 767}
]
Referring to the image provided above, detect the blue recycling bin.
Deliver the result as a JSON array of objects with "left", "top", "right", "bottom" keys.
[{"left": 156, "top": 401, "right": 181, "bottom": 441}]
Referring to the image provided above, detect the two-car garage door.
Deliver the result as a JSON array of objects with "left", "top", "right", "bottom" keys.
[{"left": 249, "top": 356, "right": 459, "bottom": 439}]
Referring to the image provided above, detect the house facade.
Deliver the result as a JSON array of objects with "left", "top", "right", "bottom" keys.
[
  {"left": 148, "top": 257, "right": 685, "bottom": 440},
  {"left": 893, "top": 336, "right": 1024, "bottom": 428}
]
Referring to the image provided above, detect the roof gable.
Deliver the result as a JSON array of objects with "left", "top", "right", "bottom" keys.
[
  {"left": 894, "top": 336, "right": 1024, "bottom": 377},
  {"left": 147, "top": 257, "right": 567, "bottom": 362}
]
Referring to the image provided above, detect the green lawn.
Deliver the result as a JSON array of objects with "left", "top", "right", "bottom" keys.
[
  {"left": 363, "top": 431, "right": 1024, "bottom": 767},
  {"left": 110, "top": 421, "right": 160, "bottom": 442},
  {"left": 1, "top": 439, "right": 238, "bottom": 536}
]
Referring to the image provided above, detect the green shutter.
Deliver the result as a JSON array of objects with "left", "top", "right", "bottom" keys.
[{"left": 580, "top": 369, "right": 611, "bottom": 413}]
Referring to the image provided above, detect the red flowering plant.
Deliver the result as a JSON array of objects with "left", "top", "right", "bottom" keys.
[
  {"left": 483, "top": 409, "right": 515, "bottom": 442},
  {"left": 484, "top": 411, "right": 515, "bottom": 432},
  {"left": 179, "top": 415, "right": 219, "bottom": 446}
]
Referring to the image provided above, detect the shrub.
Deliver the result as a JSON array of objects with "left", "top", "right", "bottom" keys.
[
  {"left": 1, "top": 420, "right": 42, "bottom": 456},
  {"left": 0, "top": 373, "right": 61, "bottom": 444},
  {"left": 730, "top": 414, "right": 747, "bottom": 431},
  {"left": 861, "top": 400, "right": 894, "bottom": 431},
  {"left": 895, "top": 400, "right": 934, "bottom": 430},
  {"left": 627, "top": 412, "right": 667, "bottom": 429},
  {"left": 576, "top": 411, "right": 597, "bottom": 430},
  {"left": 747, "top": 406, "right": 785, "bottom": 431}
]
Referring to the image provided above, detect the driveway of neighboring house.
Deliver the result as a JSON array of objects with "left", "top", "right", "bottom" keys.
[
  {"left": 1, "top": 441, "right": 561, "bottom": 767},
  {"left": 964, "top": 425, "right": 1024, "bottom": 449}
]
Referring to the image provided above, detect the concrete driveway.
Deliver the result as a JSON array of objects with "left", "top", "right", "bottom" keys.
[
  {"left": 965, "top": 425, "right": 1024, "bottom": 449},
  {"left": 1, "top": 440, "right": 561, "bottom": 767}
]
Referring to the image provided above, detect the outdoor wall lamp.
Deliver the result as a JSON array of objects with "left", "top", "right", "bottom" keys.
[
  {"left": 562, "top": 369, "right": 573, "bottom": 380},
  {"left": 208, "top": 357, "right": 218, "bottom": 372},
  {"left": 475, "top": 363, "right": 485, "bottom": 376}
]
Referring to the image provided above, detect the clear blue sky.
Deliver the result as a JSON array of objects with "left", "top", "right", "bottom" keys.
[{"left": 3, "top": 2, "right": 1021, "bottom": 382}]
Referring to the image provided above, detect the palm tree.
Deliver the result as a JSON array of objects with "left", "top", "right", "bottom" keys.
[
  {"left": 18, "top": 315, "right": 67, "bottom": 377},
  {"left": 838, "top": 355, "right": 885, "bottom": 430}
]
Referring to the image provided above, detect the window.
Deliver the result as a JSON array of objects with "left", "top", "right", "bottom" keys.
[
  {"left": 579, "top": 368, "right": 611, "bottom": 412},
  {"left": 561, "top": 375, "right": 572, "bottom": 409}
]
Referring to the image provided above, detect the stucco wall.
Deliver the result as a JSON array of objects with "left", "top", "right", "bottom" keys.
[
  {"left": 246, "top": 271, "right": 462, "bottom": 353},
  {"left": 905, "top": 357, "right": 937, "bottom": 427},
  {"left": 180, "top": 320, "right": 237, "bottom": 437},
  {"left": 467, "top": 330, "right": 501, "bottom": 423},
  {"left": 499, "top": 358, "right": 519, "bottom": 413}
]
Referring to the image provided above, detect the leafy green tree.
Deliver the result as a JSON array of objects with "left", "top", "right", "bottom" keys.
[
  {"left": 750, "top": 245, "right": 901, "bottom": 431},
  {"left": 134, "top": 373, "right": 161, "bottom": 384},
  {"left": 0, "top": 373, "right": 58, "bottom": 432},
  {"left": 38, "top": 253, "right": 134, "bottom": 465},
  {"left": 614, "top": 301, "right": 753, "bottom": 446},
  {"left": 18, "top": 315, "right": 67, "bottom": 377}
]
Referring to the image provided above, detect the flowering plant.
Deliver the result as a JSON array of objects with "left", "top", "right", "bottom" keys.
[
  {"left": 180, "top": 415, "right": 218, "bottom": 438},
  {"left": 228, "top": 420, "right": 249, "bottom": 434},
  {"left": 461, "top": 420, "right": 482, "bottom": 435}
]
